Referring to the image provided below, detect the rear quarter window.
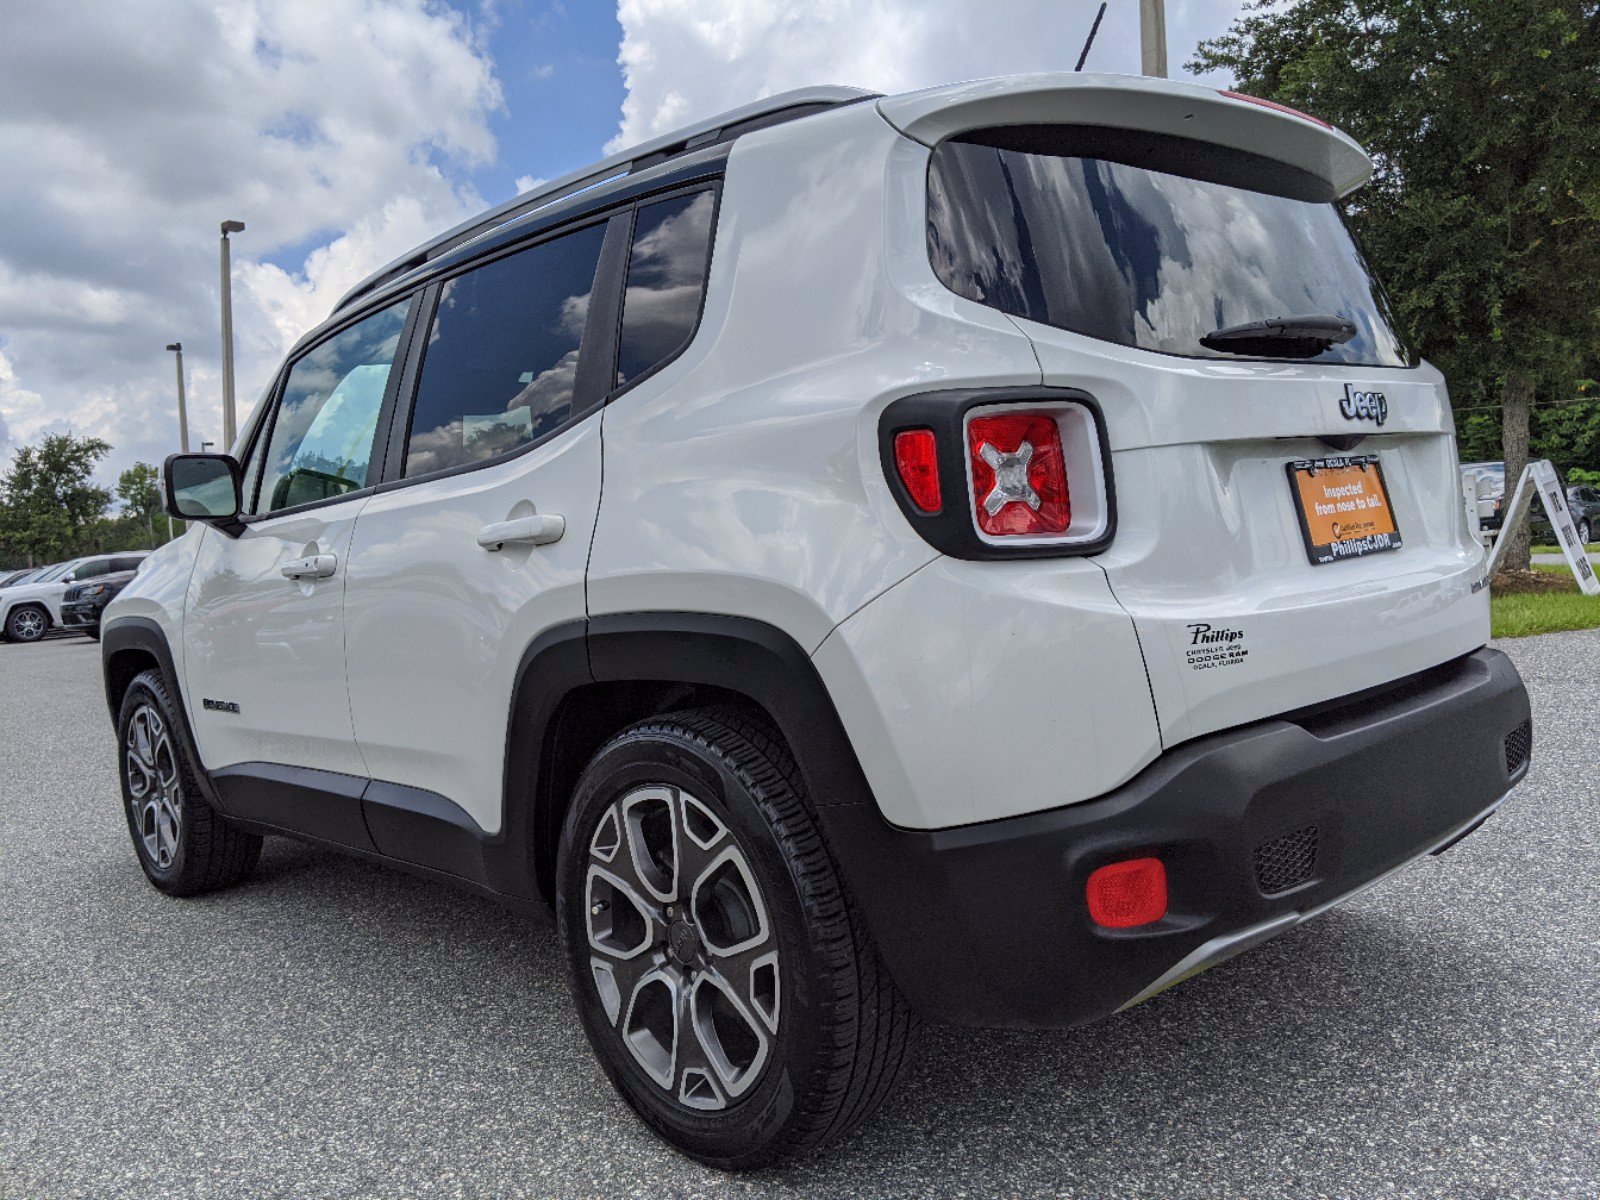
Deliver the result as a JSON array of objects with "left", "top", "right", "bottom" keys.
[{"left": 615, "top": 190, "right": 716, "bottom": 389}]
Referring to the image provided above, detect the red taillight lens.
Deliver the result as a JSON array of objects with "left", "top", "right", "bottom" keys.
[
  {"left": 1086, "top": 858, "right": 1168, "bottom": 929},
  {"left": 967, "top": 413, "right": 1070, "bottom": 536},
  {"left": 893, "top": 428, "right": 942, "bottom": 513}
]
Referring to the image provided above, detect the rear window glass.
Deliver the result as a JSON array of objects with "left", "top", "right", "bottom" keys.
[{"left": 928, "top": 126, "right": 1413, "bottom": 367}]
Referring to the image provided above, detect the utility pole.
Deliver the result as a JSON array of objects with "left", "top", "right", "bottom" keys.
[
  {"left": 219, "top": 219, "right": 246, "bottom": 451},
  {"left": 165, "top": 343, "right": 191, "bottom": 453},
  {"left": 1140, "top": 0, "right": 1168, "bottom": 78}
]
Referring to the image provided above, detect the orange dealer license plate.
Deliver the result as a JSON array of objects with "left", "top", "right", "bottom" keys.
[{"left": 1286, "top": 454, "right": 1402, "bottom": 565}]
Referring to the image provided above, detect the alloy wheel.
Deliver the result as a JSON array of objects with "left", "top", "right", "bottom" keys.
[
  {"left": 585, "top": 785, "right": 781, "bottom": 1111},
  {"left": 11, "top": 608, "right": 45, "bottom": 641},
  {"left": 125, "top": 703, "right": 181, "bottom": 870}
]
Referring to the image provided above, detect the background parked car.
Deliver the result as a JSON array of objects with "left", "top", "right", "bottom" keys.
[
  {"left": 0, "top": 553, "right": 148, "bottom": 643},
  {"left": 0, "top": 568, "right": 46, "bottom": 588},
  {"left": 1461, "top": 461, "right": 1505, "bottom": 533},
  {"left": 59, "top": 563, "right": 144, "bottom": 640},
  {"left": 1530, "top": 484, "right": 1600, "bottom": 546}
]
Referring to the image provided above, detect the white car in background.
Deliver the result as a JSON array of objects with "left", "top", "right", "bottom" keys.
[{"left": 1, "top": 553, "right": 148, "bottom": 643}]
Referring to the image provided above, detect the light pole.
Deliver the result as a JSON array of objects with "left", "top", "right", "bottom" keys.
[
  {"left": 219, "top": 219, "right": 245, "bottom": 451},
  {"left": 1140, "top": 0, "right": 1168, "bottom": 78},
  {"left": 165, "top": 342, "right": 190, "bottom": 536},
  {"left": 165, "top": 342, "right": 191, "bottom": 454}
]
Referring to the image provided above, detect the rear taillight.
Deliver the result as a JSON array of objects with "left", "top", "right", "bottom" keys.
[
  {"left": 878, "top": 390, "right": 1114, "bottom": 560},
  {"left": 892, "top": 428, "right": 942, "bottom": 513},
  {"left": 966, "top": 413, "right": 1070, "bottom": 536}
]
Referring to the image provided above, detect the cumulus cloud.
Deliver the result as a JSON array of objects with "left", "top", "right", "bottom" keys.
[
  {"left": 0, "top": 0, "right": 502, "bottom": 479},
  {"left": 610, "top": 0, "right": 1241, "bottom": 150}
]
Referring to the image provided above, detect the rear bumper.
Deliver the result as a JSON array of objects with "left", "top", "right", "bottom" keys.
[{"left": 819, "top": 647, "right": 1531, "bottom": 1029}]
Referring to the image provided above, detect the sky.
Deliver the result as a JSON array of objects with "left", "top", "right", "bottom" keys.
[{"left": 0, "top": 0, "right": 1243, "bottom": 486}]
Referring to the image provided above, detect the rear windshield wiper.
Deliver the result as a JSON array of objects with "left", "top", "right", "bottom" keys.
[{"left": 1200, "top": 314, "right": 1357, "bottom": 357}]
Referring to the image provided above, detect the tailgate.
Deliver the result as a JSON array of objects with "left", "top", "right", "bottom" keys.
[{"left": 1032, "top": 342, "right": 1489, "bottom": 747}]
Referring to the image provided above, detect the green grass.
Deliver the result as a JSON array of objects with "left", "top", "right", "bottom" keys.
[
  {"left": 1491, "top": 580, "right": 1600, "bottom": 638},
  {"left": 1531, "top": 542, "right": 1600, "bottom": 555}
]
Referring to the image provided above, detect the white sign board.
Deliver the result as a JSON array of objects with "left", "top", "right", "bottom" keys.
[
  {"left": 1530, "top": 460, "right": 1600, "bottom": 595},
  {"left": 1486, "top": 459, "right": 1600, "bottom": 594}
]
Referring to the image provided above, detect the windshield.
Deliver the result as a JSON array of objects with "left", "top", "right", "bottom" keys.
[
  {"left": 927, "top": 126, "right": 1413, "bottom": 367},
  {"left": 35, "top": 561, "right": 79, "bottom": 582}
]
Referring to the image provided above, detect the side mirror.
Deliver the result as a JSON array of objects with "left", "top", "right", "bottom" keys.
[{"left": 165, "top": 453, "right": 244, "bottom": 534}]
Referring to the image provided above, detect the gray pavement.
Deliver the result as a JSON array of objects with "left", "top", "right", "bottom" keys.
[{"left": 2, "top": 632, "right": 1597, "bottom": 1199}]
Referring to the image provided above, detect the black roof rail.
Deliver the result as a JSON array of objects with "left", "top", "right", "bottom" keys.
[{"left": 332, "top": 85, "right": 877, "bottom": 314}]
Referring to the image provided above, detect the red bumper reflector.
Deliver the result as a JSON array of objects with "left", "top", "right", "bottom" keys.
[
  {"left": 893, "top": 428, "right": 942, "bottom": 513},
  {"left": 1086, "top": 857, "right": 1168, "bottom": 928}
]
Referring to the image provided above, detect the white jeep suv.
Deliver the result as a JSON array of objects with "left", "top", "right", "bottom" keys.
[
  {"left": 3, "top": 552, "right": 147, "bottom": 642},
  {"left": 102, "top": 74, "right": 1531, "bottom": 1168}
]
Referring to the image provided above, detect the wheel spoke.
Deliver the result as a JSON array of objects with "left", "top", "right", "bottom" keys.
[
  {"left": 620, "top": 965, "right": 683, "bottom": 1090},
  {"left": 691, "top": 843, "right": 771, "bottom": 958},
  {"left": 591, "top": 941, "right": 658, "bottom": 1027},
  {"left": 673, "top": 982, "right": 726, "bottom": 1110},
  {"left": 129, "top": 713, "right": 156, "bottom": 771},
  {"left": 620, "top": 787, "right": 679, "bottom": 904},
  {"left": 158, "top": 798, "right": 180, "bottom": 865},
  {"left": 586, "top": 865, "right": 661, "bottom": 960},
  {"left": 689, "top": 969, "right": 771, "bottom": 1099}
]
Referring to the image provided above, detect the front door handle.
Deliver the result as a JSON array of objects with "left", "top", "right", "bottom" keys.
[
  {"left": 281, "top": 553, "right": 338, "bottom": 580},
  {"left": 477, "top": 514, "right": 565, "bottom": 551}
]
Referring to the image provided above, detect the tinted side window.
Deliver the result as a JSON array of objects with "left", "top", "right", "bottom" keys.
[
  {"left": 111, "top": 556, "right": 144, "bottom": 572},
  {"left": 74, "top": 560, "right": 113, "bottom": 580},
  {"left": 257, "top": 300, "right": 411, "bottom": 515},
  {"left": 615, "top": 191, "right": 715, "bottom": 387},
  {"left": 404, "top": 223, "right": 608, "bottom": 478}
]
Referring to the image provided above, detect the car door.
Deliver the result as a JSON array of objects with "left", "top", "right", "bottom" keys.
[
  {"left": 342, "top": 212, "right": 626, "bottom": 844},
  {"left": 184, "top": 298, "right": 416, "bottom": 815}
]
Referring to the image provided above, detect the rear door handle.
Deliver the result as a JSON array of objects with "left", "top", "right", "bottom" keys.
[
  {"left": 281, "top": 553, "right": 338, "bottom": 580},
  {"left": 477, "top": 514, "right": 565, "bottom": 551}
]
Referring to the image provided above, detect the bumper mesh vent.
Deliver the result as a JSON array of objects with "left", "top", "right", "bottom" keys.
[
  {"left": 1504, "top": 719, "right": 1532, "bottom": 777},
  {"left": 1254, "top": 825, "right": 1319, "bottom": 896}
]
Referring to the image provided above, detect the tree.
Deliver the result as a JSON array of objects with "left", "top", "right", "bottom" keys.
[
  {"left": 0, "top": 433, "right": 113, "bottom": 567},
  {"left": 116, "top": 461, "right": 164, "bottom": 549},
  {"left": 1193, "top": 0, "right": 1600, "bottom": 570}
]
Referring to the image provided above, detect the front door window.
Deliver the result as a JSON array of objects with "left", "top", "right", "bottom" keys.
[{"left": 255, "top": 300, "right": 411, "bottom": 515}]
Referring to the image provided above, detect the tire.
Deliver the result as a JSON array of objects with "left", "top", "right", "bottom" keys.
[
  {"left": 556, "top": 707, "right": 917, "bottom": 1169},
  {"left": 1579, "top": 518, "right": 1592, "bottom": 546},
  {"left": 83, "top": 627, "right": 100, "bottom": 642},
  {"left": 5, "top": 604, "right": 49, "bottom": 643},
  {"left": 116, "top": 668, "right": 262, "bottom": 896}
]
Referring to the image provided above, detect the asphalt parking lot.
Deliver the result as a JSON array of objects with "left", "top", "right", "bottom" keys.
[{"left": 2, "top": 633, "right": 1596, "bottom": 1199}]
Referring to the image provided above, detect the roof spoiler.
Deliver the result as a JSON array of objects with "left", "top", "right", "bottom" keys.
[
  {"left": 877, "top": 72, "right": 1372, "bottom": 200},
  {"left": 332, "top": 85, "right": 877, "bottom": 315}
]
